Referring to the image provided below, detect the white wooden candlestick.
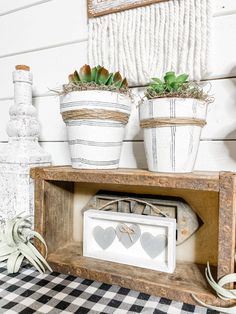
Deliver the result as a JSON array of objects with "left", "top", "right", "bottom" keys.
[{"left": 0, "top": 65, "right": 51, "bottom": 229}]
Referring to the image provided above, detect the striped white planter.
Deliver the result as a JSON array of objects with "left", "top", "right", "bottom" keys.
[
  {"left": 60, "top": 90, "right": 131, "bottom": 169},
  {"left": 139, "top": 98, "right": 208, "bottom": 173}
]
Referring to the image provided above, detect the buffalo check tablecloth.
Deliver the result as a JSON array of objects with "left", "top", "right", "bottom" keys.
[{"left": 0, "top": 263, "right": 220, "bottom": 314}]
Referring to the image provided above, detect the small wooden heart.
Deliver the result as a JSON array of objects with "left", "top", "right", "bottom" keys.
[
  {"left": 116, "top": 223, "right": 141, "bottom": 248},
  {"left": 140, "top": 233, "right": 167, "bottom": 259},
  {"left": 93, "top": 226, "right": 116, "bottom": 250}
]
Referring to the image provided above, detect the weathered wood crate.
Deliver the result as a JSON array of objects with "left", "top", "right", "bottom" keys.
[{"left": 31, "top": 166, "right": 236, "bottom": 306}]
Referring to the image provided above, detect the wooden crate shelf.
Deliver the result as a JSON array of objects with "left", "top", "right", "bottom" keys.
[{"left": 31, "top": 166, "right": 236, "bottom": 306}]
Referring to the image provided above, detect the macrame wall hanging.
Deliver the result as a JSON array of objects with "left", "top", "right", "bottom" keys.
[{"left": 87, "top": 0, "right": 213, "bottom": 85}]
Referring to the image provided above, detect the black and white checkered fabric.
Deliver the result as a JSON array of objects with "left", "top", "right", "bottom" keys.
[{"left": 0, "top": 263, "right": 219, "bottom": 314}]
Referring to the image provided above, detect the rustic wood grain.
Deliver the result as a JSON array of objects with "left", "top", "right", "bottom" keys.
[
  {"left": 34, "top": 179, "right": 46, "bottom": 254},
  {"left": 32, "top": 166, "right": 236, "bottom": 306},
  {"left": 87, "top": 0, "right": 169, "bottom": 18},
  {"left": 218, "top": 172, "right": 236, "bottom": 282},
  {"left": 78, "top": 184, "right": 219, "bottom": 265},
  {"left": 48, "top": 242, "right": 235, "bottom": 307},
  {"left": 34, "top": 179, "right": 74, "bottom": 254},
  {"left": 30, "top": 167, "right": 220, "bottom": 192}
]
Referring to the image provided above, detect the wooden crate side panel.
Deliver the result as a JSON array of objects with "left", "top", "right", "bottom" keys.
[
  {"left": 36, "top": 180, "right": 74, "bottom": 254},
  {"left": 218, "top": 172, "right": 236, "bottom": 279},
  {"left": 34, "top": 179, "right": 46, "bottom": 254}
]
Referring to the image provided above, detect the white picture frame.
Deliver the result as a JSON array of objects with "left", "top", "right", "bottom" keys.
[{"left": 83, "top": 210, "right": 176, "bottom": 273}]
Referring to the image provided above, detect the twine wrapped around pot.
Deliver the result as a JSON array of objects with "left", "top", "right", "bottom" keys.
[
  {"left": 140, "top": 117, "right": 206, "bottom": 129},
  {"left": 62, "top": 109, "right": 130, "bottom": 125}
]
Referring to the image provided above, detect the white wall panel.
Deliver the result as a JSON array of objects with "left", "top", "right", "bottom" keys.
[
  {"left": 0, "top": 11, "right": 235, "bottom": 99},
  {"left": 41, "top": 141, "right": 71, "bottom": 166},
  {"left": 214, "top": 0, "right": 236, "bottom": 16},
  {"left": 0, "top": 41, "right": 88, "bottom": 99},
  {"left": 209, "top": 14, "right": 236, "bottom": 79},
  {"left": 0, "top": 139, "right": 235, "bottom": 171},
  {"left": 0, "top": 78, "right": 236, "bottom": 142},
  {"left": 0, "top": 0, "right": 88, "bottom": 57},
  {"left": 0, "top": 0, "right": 235, "bottom": 17},
  {"left": 0, "top": 0, "right": 235, "bottom": 174},
  {"left": 112, "top": 140, "right": 236, "bottom": 172},
  {"left": 0, "top": 0, "right": 52, "bottom": 16}
]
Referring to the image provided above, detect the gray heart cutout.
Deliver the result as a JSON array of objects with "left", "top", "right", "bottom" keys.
[
  {"left": 93, "top": 226, "right": 116, "bottom": 250},
  {"left": 116, "top": 223, "right": 141, "bottom": 248},
  {"left": 140, "top": 233, "right": 167, "bottom": 259}
]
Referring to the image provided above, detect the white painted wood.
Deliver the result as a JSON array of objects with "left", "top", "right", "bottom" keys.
[
  {"left": 0, "top": 0, "right": 234, "bottom": 18},
  {"left": 196, "top": 140, "right": 236, "bottom": 171},
  {"left": 0, "top": 11, "right": 235, "bottom": 100},
  {"left": 0, "top": 140, "right": 236, "bottom": 171},
  {"left": 84, "top": 209, "right": 176, "bottom": 273},
  {"left": 0, "top": 0, "right": 88, "bottom": 57},
  {"left": 0, "top": 15, "right": 235, "bottom": 99},
  {"left": 208, "top": 14, "right": 236, "bottom": 79},
  {"left": 201, "top": 79, "right": 236, "bottom": 140},
  {"left": 0, "top": 0, "right": 234, "bottom": 177},
  {"left": 0, "top": 41, "right": 88, "bottom": 100},
  {"left": 0, "top": 0, "right": 52, "bottom": 16},
  {"left": 214, "top": 0, "right": 236, "bottom": 16},
  {"left": 120, "top": 140, "right": 236, "bottom": 172},
  {"left": 40, "top": 141, "right": 71, "bottom": 166}
]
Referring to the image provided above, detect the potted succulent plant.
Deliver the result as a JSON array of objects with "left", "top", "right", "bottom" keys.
[
  {"left": 60, "top": 64, "right": 131, "bottom": 169},
  {"left": 139, "top": 71, "right": 212, "bottom": 173}
]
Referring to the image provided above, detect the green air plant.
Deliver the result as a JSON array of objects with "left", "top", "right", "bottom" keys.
[
  {"left": 145, "top": 71, "right": 211, "bottom": 102},
  {"left": 0, "top": 214, "right": 52, "bottom": 274},
  {"left": 62, "top": 64, "right": 129, "bottom": 94}
]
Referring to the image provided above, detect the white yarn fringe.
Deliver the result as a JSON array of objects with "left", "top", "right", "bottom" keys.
[{"left": 88, "top": 0, "right": 212, "bottom": 85}]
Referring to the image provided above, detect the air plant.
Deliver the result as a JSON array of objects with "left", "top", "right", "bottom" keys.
[
  {"left": 145, "top": 71, "right": 211, "bottom": 102},
  {"left": 0, "top": 214, "right": 52, "bottom": 274},
  {"left": 192, "top": 262, "right": 236, "bottom": 314},
  {"left": 62, "top": 64, "right": 129, "bottom": 94}
]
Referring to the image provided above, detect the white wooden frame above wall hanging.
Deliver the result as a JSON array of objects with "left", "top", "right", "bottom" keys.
[
  {"left": 87, "top": 0, "right": 213, "bottom": 85},
  {"left": 88, "top": 0, "right": 167, "bottom": 17}
]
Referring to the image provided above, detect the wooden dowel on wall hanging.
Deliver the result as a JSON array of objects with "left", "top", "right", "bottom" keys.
[{"left": 87, "top": 0, "right": 169, "bottom": 18}]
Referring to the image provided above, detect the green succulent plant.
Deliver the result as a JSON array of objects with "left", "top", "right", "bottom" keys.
[
  {"left": 145, "top": 71, "right": 211, "bottom": 102},
  {"left": 68, "top": 64, "right": 128, "bottom": 89}
]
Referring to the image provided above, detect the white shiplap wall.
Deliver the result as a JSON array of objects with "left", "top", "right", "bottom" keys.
[{"left": 0, "top": 0, "right": 236, "bottom": 171}]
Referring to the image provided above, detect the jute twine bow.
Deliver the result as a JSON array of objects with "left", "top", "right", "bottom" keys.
[
  {"left": 61, "top": 109, "right": 130, "bottom": 125},
  {"left": 119, "top": 224, "right": 135, "bottom": 242},
  {"left": 140, "top": 117, "right": 206, "bottom": 129}
]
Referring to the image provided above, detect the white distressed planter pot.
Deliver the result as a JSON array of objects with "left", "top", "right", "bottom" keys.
[
  {"left": 60, "top": 90, "right": 131, "bottom": 169},
  {"left": 139, "top": 98, "right": 208, "bottom": 173}
]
